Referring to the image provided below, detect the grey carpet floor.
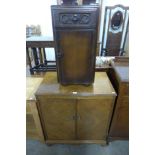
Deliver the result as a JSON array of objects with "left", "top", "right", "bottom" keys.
[{"left": 26, "top": 139, "right": 129, "bottom": 155}]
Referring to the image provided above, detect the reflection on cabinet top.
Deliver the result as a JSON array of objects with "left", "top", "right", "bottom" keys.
[
  {"left": 26, "top": 77, "right": 43, "bottom": 101},
  {"left": 35, "top": 72, "right": 116, "bottom": 98},
  {"left": 114, "top": 66, "right": 129, "bottom": 82},
  {"left": 111, "top": 58, "right": 129, "bottom": 83}
]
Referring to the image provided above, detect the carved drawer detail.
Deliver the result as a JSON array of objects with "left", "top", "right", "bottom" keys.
[{"left": 60, "top": 13, "right": 91, "bottom": 25}]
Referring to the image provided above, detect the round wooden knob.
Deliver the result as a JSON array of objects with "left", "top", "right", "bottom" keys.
[{"left": 72, "top": 14, "right": 78, "bottom": 21}]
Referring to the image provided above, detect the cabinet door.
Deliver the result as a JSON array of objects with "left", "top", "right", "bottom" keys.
[
  {"left": 55, "top": 30, "right": 96, "bottom": 84},
  {"left": 37, "top": 97, "right": 76, "bottom": 140},
  {"left": 77, "top": 97, "right": 114, "bottom": 140}
]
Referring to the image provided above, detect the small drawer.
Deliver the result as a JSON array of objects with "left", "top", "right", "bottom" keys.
[{"left": 51, "top": 6, "right": 99, "bottom": 28}]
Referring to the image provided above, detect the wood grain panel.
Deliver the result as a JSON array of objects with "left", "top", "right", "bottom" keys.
[
  {"left": 106, "top": 32, "right": 122, "bottom": 56},
  {"left": 29, "top": 101, "right": 45, "bottom": 142},
  {"left": 38, "top": 98, "right": 76, "bottom": 140},
  {"left": 35, "top": 72, "right": 116, "bottom": 143},
  {"left": 109, "top": 101, "right": 129, "bottom": 137},
  {"left": 77, "top": 97, "right": 115, "bottom": 140},
  {"left": 57, "top": 30, "right": 95, "bottom": 84},
  {"left": 26, "top": 114, "right": 38, "bottom": 139},
  {"left": 36, "top": 72, "right": 116, "bottom": 98}
]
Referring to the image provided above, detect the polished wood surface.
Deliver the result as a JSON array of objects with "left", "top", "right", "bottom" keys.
[
  {"left": 36, "top": 72, "right": 116, "bottom": 97},
  {"left": 38, "top": 98, "right": 76, "bottom": 140},
  {"left": 26, "top": 36, "right": 55, "bottom": 48},
  {"left": 57, "top": 31, "right": 95, "bottom": 84},
  {"left": 29, "top": 100, "right": 45, "bottom": 142},
  {"left": 77, "top": 97, "right": 115, "bottom": 140},
  {"left": 36, "top": 72, "right": 116, "bottom": 144},
  {"left": 26, "top": 114, "right": 38, "bottom": 139},
  {"left": 26, "top": 77, "right": 43, "bottom": 140},
  {"left": 26, "top": 77, "right": 43, "bottom": 100},
  {"left": 108, "top": 58, "right": 129, "bottom": 140},
  {"left": 51, "top": 5, "right": 99, "bottom": 84}
]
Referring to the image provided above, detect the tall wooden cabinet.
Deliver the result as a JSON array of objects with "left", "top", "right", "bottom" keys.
[
  {"left": 51, "top": 5, "right": 99, "bottom": 85},
  {"left": 35, "top": 72, "right": 116, "bottom": 144}
]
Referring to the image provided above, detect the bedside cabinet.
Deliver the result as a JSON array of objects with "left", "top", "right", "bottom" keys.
[
  {"left": 35, "top": 72, "right": 116, "bottom": 144},
  {"left": 51, "top": 5, "right": 99, "bottom": 85}
]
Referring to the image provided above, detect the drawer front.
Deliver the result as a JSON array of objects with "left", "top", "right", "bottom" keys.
[{"left": 51, "top": 6, "right": 99, "bottom": 28}]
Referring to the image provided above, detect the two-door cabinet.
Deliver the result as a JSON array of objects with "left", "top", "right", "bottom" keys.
[
  {"left": 51, "top": 5, "right": 99, "bottom": 85},
  {"left": 35, "top": 72, "right": 116, "bottom": 144}
]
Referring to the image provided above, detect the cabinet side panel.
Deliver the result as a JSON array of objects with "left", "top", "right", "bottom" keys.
[{"left": 109, "top": 95, "right": 129, "bottom": 138}]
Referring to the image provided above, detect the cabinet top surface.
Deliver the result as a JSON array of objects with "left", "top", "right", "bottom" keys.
[
  {"left": 26, "top": 77, "right": 43, "bottom": 100},
  {"left": 51, "top": 5, "right": 99, "bottom": 9},
  {"left": 26, "top": 36, "right": 53, "bottom": 42},
  {"left": 114, "top": 66, "right": 129, "bottom": 82},
  {"left": 111, "top": 60, "right": 129, "bottom": 83},
  {"left": 36, "top": 72, "right": 116, "bottom": 97}
]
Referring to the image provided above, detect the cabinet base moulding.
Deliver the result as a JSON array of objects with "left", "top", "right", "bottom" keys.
[
  {"left": 108, "top": 137, "right": 129, "bottom": 142},
  {"left": 46, "top": 140, "right": 107, "bottom": 145}
]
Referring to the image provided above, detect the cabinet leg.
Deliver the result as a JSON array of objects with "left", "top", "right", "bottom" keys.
[
  {"left": 46, "top": 144, "right": 53, "bottom": 147},
  {"left": 106, "top": 141, "right": 109, "bottom": 145},
  {"left": 106, "top": 138, "right": 109, "bottom": 145}
]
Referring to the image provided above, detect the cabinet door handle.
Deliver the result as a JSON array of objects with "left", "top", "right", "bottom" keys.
[
  {"left": 72, "top": 116, "right": 76, "bottom": 120},
  {"left": 57, "top": 52, "right": 64, "bottom": 58},
  {"left": 72, "top": 115, "right": 80, "bottom": 120},
  {"left": 77, "top": 115, "right": 81, "bottom": 120}
]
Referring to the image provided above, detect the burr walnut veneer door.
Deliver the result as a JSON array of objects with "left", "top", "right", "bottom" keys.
[
  {"left": 56, "top": 30, "right": 96, "bottom": 85},
  {"left": 37, "top": 98, "right": 76, "bottom": 141},
  {"left": 77, "top": 97, "right": 114, "bottom": 140}
]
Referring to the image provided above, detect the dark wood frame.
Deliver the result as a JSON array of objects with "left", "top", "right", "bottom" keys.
[
  {"left": 26, "top": 37, "right": 56, "bottom": 74},
  {"left": 101, "top": 4, "right": 129, "bottom": 56}
]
